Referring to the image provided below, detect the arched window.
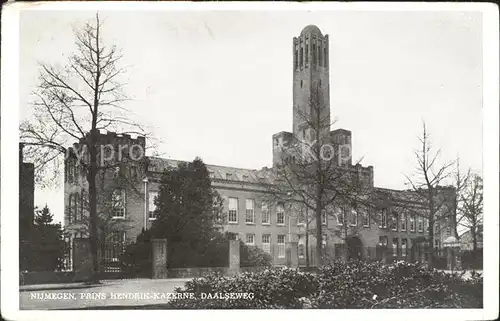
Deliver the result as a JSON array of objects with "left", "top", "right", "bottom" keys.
[
  {"left": 73, "top": 192, "right": 79, "bottom": 221},
  {"left": 112, "top": 189, "right": 126, "bottom": 218},
  {"left": 80, "top": 189, "right": 85, "bottom": 220},
  {"left": 312, "top": 44, "right": 316, "bottom": 65},
  {"left": 305, "top": 44, "right": 309, "bottom": 65},
  {"left": 68, "top": 194, "right": 73, "bottom": 223},
  {"left": 318, "top": 44, "right": 322, "bottom": 66}
]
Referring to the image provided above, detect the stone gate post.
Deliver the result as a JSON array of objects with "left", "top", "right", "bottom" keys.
[
  {"left": 228, "top": 240, "right": 240, "bottom": 276},
  {"left": 152, "top": 238, "right": 168, "bottom": 279},
  {"left": 286, "top": 241, "right": 299, "bottom": 268}
]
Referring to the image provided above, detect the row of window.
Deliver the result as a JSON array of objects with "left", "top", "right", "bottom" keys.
[
  {"left": 294, "top": 40, "right": 328, "bottom": 69},
  {"left": 228, "top": 198, "right": 285, "bottom": 225},
  {"left": 379, "top": 236, "right": 411, "bottom": 256},
  {"left": 228, "top": 198, "right": 374, "bottom": 227},
  {"left": 67, "top": 189, "right": 127, "bottom": 222},
  {"left": 245, "top": 233, "right": 287, "bottom": 258},
  {"left": 378, "top": 210, "right": 428, "bottom": 233}
]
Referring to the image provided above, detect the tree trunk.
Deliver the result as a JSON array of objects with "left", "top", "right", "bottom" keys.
[
  {"left": 315, "top": 205, "right": 323, "bottom": 267},
  {"left": 471, "top": 222, "right": 477, "bottom": 251},
  {"left": 427, "top": 214, "right": 434, "bottom": 269},
  {"left": 87, "top": 133, "right": 100, "bottom": 283},
  {"left": 305, "top": 218, "right": 309, "bottom": 267}
]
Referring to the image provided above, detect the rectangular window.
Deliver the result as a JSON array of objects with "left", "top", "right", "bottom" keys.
[
  {"left": 297, "top": 210, "right": 305, "bottom": 225},
  {"left": 245, "top": 234, "right": 255, "bottom": 245},
  {"left": 379, "top": 235, "right": 388, "bottom": 246},
  {"left": 261, "top": 202, "right": 270, "bottom": 225},
  {"left": 410, "top": 215, "right": 416, "bottom": 232},
  {"left": 322, "top": 210, "right": 327, "bottom": 225},
  {"left": 401, "top": 239, "right": 407, "bottom": 256},
  {"left": 392, "top": 238, "right": 398, "bottom": 257},
  {"left": 245, "top": 199, "right": 255, "bottom": 224},
  {"left": 294, "top": 50, "right": 298, "bottom": 69},
  {"left": 362, "top": 208, "right": 369, "bottom": 227},
  {"left": 336, "top": 208, "right": 344, "bottom": 226},
  {"left": 350, "top": 209, "right": 357, "bottom": 226},
  {"left": 276, "top": 203, "right": 285, "bottom": 225},
  {"left": 228, "top": 197, "right": 238, "bottom": 223},
  {"left": 148, "top": 191, "right": 158, "bottom": 220},
  {"left": 400, "top": 213, "right": 407, "bottom": 231},
  {"left": 424, "top": 218, "right": 429, "bottom": 233},
  {"left": 379, "top": 209, "right": 387, "bottom": 228},
  {"left": 112, "top": 189, "right": 126, "bottom": 218},
  {"left": 298, "top": 235, "right": 305, "bottom": 258},
  {"left": 391, "top": 212, "right": 398, "bottom": 231},
  {"left": 262, "top": 235, "right": 271, "bottom": 254},
  {"left": 277, "top": 235, "right": 286, "bottom": 258},
  {"left": 418, "top": 216, "right": 424, "bottom": 232},
  {"left": 434, "top": 239, "right": 441, "bottom": 248}
]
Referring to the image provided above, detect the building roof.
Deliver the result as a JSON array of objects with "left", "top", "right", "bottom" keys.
[
  {"left": 147, "top": 157, "right": 273, "bottom": 184},
  {"left": 300, "top": 24, "right": 323, "bottom": 36},
  {"left": 375, "top": 187, "right": 424, "bottom": 204}
]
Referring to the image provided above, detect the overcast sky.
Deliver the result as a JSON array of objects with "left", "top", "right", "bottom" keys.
[{"left": 19, "top": 9, "right": 483, "bottom": 224}]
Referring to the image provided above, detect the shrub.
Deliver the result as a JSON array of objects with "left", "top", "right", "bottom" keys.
[
  {"left": 120, "top": 229, "right": 153, "bottom": 278},
  {"left": 312, "top": 260, "right": 482, "bottom": 309},
  {"left": 164, "top": 260, "right": 482, "bottom": 309},
  {"left": 165, "top": 267, "right": 320, "bottom": 309}
]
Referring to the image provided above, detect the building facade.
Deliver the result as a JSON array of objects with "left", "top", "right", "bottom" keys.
[{"left": 64, "top": 25, "right": 456, "bottom": 269}]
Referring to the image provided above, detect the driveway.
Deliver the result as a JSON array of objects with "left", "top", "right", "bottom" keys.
[{"left": 20, "top": 278, "right": 192, "bottom": 310}]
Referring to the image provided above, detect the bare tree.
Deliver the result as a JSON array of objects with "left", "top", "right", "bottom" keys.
[
  {"left": 404, "top": 122, "right": 455, "bottom": 267},
  {"left": 261, "top": 85, "right": 374, "bottom": 266},
  {"left": 457, "top": 174, "right": 483, "bottom": 251},
  {"left": 451, "top": 159, "right": 471, "bottom": 239},
  {"left": 20, "top": 13, "right": 152, "bottom": 283}
]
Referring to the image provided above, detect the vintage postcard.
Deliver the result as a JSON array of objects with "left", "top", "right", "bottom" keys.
[{"left": 1, "top": 1, "right": 498, "bottom": 320}]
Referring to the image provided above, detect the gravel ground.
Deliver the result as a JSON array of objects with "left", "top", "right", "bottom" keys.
[{"left": 19, "top": 278, "right": 192, "bottom": 310}]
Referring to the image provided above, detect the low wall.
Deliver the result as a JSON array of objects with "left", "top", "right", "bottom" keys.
[
  {"left": 167, "top": 267, "right": 229, "bottom": 278},
  {"left": 20, "top": 271, "right": 85, "bottom": 285},
  {"left": 166, "top": 266, "right": 269, "bottom": 278},
  {"left": 20, "top": 270, "right": 127, "bottom": 285}
]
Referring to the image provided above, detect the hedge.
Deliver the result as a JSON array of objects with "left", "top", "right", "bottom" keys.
[{"left": 164, "top": 260, "right": 482, "bottom": 309}]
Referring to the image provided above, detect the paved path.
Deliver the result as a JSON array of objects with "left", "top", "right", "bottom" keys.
[{"left": 20, "top": 278, "right": 192, "bottom": 310}]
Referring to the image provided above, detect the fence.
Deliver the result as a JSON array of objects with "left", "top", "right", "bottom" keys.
[{"left": 461, "top": 249, "right": 483, "bottom": 270}]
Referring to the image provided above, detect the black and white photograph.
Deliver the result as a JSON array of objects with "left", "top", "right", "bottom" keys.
[{"left": 1, "top": 1, "right": 498, "bottom": 319}]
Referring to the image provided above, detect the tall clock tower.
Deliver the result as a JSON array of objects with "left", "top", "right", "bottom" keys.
[{"left": 292, "top": 25, "right": 331, "bottom": 141}]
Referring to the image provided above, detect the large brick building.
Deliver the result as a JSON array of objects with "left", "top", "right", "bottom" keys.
[{"left": 64, "top": 25, "right": 456, "bottom": 269}]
